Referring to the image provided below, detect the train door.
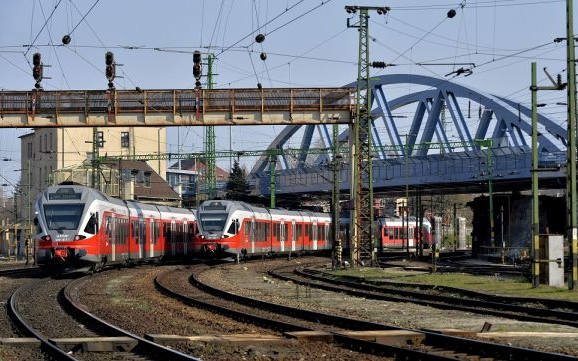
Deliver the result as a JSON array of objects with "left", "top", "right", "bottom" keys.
[
  {"left": 138, "top": 219, "right": 145, "bottom": 259},
  {"left": 149, "top": 220, "right": 154, "bottom": 257},
  {"left": 183, "top": 221, "right": 188, "bottom": 255},
  {"left": 280, "top": 220, "right": 285, "bottom": 252},
  {"left": 110, "top": 216, "right": 116, "bottom": 262},
  {"left": 171, "top": 221, "right": 176, "bottom": 256},
  {"left": 291, "top": 222, "right": 296, "bottom": 251},
  {"left": 251, "top": 219, "right": 255, "bottom": 254},
  {"left": 312, "top": 222, "right": 318, "bottom": 250}
]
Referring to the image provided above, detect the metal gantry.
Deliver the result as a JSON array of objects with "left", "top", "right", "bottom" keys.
[{"left": 346, "top": 5, "right": 390, "bottom": 266}]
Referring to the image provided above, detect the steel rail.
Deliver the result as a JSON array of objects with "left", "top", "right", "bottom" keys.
[
  {"left": 267, "top": 266, "right": 577, "bottom": 361},
  {"left": 154, "top": 268, "right": 456, "bottom": 361},
  {"left": 287, "top": 268, "right": 578, "bottom": 328},
  {"left": 8, "top": 279, "right": 79, "bottom": 361},
  {"left": 62, "top": 276, "right": 202, "bottom": 361},
  {"left": 302, "top": 267, "right": 578, "bottom": 314}
]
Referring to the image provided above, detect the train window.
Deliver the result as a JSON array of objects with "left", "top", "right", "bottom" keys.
[
  {"left": 200, "top": 213, "right": 228, "bottom": 232},
  {"left": 43, "top": 204, "right": 84, "bottom": 230},
  {"left": 84, "top": 213, "right": 98, "bottom": 234},
  {"left": 244, "top": 221, "right": 250, "bottom": 239},
  {"left": 225, "top": 220, "right": 235, "bottom": 235}
]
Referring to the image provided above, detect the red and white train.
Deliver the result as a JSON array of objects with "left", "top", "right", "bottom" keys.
[
  {"left": 34, "top": 185, "right": 433, "bottom": 270},
  {"left": 35, "top": 185, "right": 197, "bottom": 271},
  {"left": 377, "top": 216, "right": 432, "bottom": 249},
  {"left": 194, "top": 200, "right": 332, "bottom": 257}
]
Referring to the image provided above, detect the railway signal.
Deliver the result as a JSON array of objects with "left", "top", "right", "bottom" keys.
[
  {"left": 105, "top": 51, "right": 116, "bottom": 88},
  {"left": 32, "top": 53, "right": 44, "bottom": 89},
  {"left": 193, "top": 51, "right": 202, "bottom": 88}
]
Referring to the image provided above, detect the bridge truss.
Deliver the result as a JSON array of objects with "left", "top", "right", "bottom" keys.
[{"left": 250, "top": 74, "right": 566, "bottom": 195}]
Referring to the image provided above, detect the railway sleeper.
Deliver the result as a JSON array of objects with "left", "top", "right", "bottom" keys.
[
  {"left": 0, "top": 337, "right": 41, "bottom": 348},
  {"left": 48, "top": 336, "right": 138, "bottom": 352}
]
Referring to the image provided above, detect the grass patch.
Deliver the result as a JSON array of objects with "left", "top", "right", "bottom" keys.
[
  {"left": 329, "top": 268, "right": 578, "bottom": 301},
  {"left": 105, "top": 275, "right": 152, "bottom": 310}
]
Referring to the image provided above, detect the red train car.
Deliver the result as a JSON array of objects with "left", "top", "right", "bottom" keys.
[
  {"left": 194, "top": 200, "right": 332, "bottom": 257},
  {"left": 35, "top": 185, "right": 196, "bottom": 271},
  {"left": 377, "top": 216, "right": 432, "bottom": 249}
]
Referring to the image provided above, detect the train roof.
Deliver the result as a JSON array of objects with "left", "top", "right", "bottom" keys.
[
  {"left": 40, "top": 185, "right": 194, "bottom": 217},
  {"left": 198, "top": 200, "right": 329, "bottom": 219}
]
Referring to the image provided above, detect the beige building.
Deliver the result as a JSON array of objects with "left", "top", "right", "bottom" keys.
[{"left": 19, "top": 127, "right": 167, "bottom": 222}]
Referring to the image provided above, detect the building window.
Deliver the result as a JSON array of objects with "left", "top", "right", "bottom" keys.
[
  {"left": 27, "top": 143, "right": 32, "bottom": 158},
  {"left": 121, "top": 132, "right": 129, "bottom": 148},
  {"left": 49, "top": 132, "right": 53, "bottom": 151},
  {"left": 39, "top": 134, "right": 42, "bottom": 151},
  {"left": 144, "top": 172, "right": 151, "bottom": 187},
  {"left": 44, "top": 134, "right": 48, "bottom": 151}
]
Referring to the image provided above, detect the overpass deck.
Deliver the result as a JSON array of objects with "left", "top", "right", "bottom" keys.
[{"left": 0, "top": 88, "right": 353, "bottom": 127}]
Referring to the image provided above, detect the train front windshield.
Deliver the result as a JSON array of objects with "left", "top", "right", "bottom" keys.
[
  {"left": 200, "top": 213, "right": 228, "bottom": 232},
  {"left": 43, "top": 204, "right": 85, "bottom": 231}
]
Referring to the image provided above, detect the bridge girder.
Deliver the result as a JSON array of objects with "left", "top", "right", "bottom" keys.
[{"left": 251, "top": 74, "right": 566, "bottom": 195}]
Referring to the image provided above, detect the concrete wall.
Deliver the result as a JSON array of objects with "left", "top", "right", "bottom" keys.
[{"left": 470, "top": 193, "right": 565, "bottom": 256}]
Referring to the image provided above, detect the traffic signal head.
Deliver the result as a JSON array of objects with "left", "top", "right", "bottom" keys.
[
  {"left": 105, "top": 65, "right": 115, "bottom": 82},
  {"left": 33, "top": 65, "right": 43, "bottom": 82},
  {"left": 193, "top": 50, "right": 202, "bottom": 64},
  {"left": 32, "top": 53, "right": 41, "bottom": 66},
  {"left": 193, "top": 51, "right": 202, "bottom": 82},
  {"left": 105, "top": 51, "right": 114, "bottom": 65}
]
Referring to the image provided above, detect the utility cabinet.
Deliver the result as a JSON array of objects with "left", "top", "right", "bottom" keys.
[{"left": 539, "top": 235, "right": 564, "bottom": 288}]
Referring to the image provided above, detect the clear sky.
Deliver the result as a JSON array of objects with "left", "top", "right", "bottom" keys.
[{"left": 0, "top": 0, "right": 572, "bottom": 194}]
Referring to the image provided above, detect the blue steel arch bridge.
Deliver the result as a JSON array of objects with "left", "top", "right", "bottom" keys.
[{"left": 250, "top": 74, "right": 567, "bottom": 197}]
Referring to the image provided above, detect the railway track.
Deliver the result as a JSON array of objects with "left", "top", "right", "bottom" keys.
[
  {"left": 8, "top": 271, "right": 202, "bottom": 361},
  {"left": 284, "top": 266, "right": 578, "bottom": 328},
  {"left": 158, "top": 262, "right": 576, "bottom": 361}
]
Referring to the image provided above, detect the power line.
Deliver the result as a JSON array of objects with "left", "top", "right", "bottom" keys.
[
  {"left": 25, "top": 0, "right": 63, "bottom": 57},
  {"left": 66, "top": 0, "right": 101, "bottom": 38}
]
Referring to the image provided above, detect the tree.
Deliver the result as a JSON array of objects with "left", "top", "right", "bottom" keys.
[{"left": 225, "top": 159, "right": 250, "bottom": 200}]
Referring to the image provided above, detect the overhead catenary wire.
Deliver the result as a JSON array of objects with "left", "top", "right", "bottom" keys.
[
  {"left": 25, "top": 0, "right": 63, "bottom": 57},
  {"left": 65, "top": 0, "right": 101, "bottom": 38},
  {"left": 217, "top": 0, "right": 306, "bottom": 57}
]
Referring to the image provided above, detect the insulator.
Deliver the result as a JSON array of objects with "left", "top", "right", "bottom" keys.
[
  {"left": 193, "top": 50, "right": 202, "bottom": 64},
  {"left": 260, "top": 52, "right": 267, "bottom": 61},
  {"left": 255, "top": 34, "right": 265, "bottom": 43},
  {"left": 62, "top": 35, "right": 71, "bottom": 45},
  {"left": 34, "top": 82, "right": 42, "bottom": 89},
  {"left": 195, "top": 80, "right": 202, "bottom": 88},
  {"left": 371, "top": 61, "right": 387, "bottom": 68},
  {"left": 105, "top": 51, "right": 114, "bottom": 65},
  {"left": 447, "top": 9, "right": 456, "bottom": 18},
  {"left": 257, "top": 83, "right": 262, "bottom": 89},
  {"left": 108, "top": 82, "right": 114, "bottom": 89},
  {"left": 32, "top": 53, "right": 41, "bottom": 66}
]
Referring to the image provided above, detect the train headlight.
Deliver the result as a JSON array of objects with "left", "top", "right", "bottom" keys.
[
  {"left": 41, "top": 235, "right": 51, "bottom": 241},
  {"left": 74, "top": 235, "right": 86, "bottom": 241},
  {"left": 222, "top": 235, "right": 229, "bottom": 238}
]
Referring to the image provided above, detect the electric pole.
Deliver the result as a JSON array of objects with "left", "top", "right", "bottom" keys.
[
  {"left": 566, "top": 0, "right": 578, "bottom": 290},
  {"left": 530, "top": 62, "right": 566, "bottom": 288},
  {"left": 346, "top": 5, "right": 390, "bottom": 267},
  {"left": 205, "top": 54, "right": 217, "bottom": 200}
]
